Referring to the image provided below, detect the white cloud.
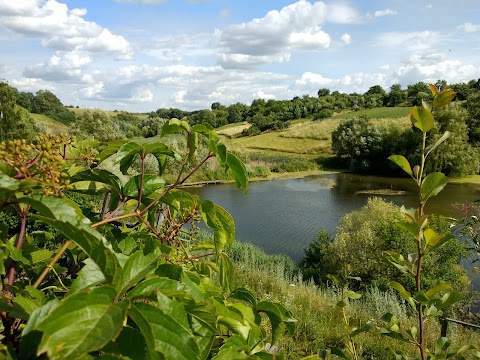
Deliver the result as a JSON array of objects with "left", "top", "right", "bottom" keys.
[
  {"left": 24, "top": 51, "right": 92, "bottom": 83},
  {"left": 0, "top": 0, "right": 133, "bottom": 58},
  {"left": 458, "top": 22, "right": 480, "bottom": 32},
  {"left": 376, "top": 31, "right": 440, "bottom": 51},
  {"left": 373, "top": 9, "right": 398, "bottom": 17},
  {"left": 215, "top": 0, "right": 360, "bottom": 68},
  {"left": 341, "top": 33, "right": 351, "bottom": 45}
]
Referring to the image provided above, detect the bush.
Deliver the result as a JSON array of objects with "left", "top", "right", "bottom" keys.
[
  {"left": 300, "top": 198, "right": 470, "bottom": 293},
  {"left": 313, "top": 109, "right": 333, "bottom": 120}
]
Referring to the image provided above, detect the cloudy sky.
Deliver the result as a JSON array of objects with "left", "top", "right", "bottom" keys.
[{"left": 1, "top": 0, "right": 480, "bottom": 112}]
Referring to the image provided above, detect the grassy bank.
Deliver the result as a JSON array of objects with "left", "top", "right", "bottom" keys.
[{"left": 229, "top": 242, "right": 480, "bottom": 359}]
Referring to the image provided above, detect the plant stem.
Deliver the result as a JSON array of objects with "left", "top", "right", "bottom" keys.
[
  {"left": 33, "top": 240, "right": 72, "bottom": 289},
  {"left": 136, "top": 154, "right": 145, "bottom": 211},
  {"left": 7, "top": 206, "right": 29, "bottom": 286}
]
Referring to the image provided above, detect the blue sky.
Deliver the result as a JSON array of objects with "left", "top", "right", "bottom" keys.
[{"left": 1, "top": 0, "right": 479, "bottom": 112}]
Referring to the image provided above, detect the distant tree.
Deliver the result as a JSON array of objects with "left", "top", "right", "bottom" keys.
[
  {"left": 387, "top": 84, "right": 406, "bottom": 106},
  {"left": 435, "top": 79, "right": 448, "bottom": 92},
  {"left": 227, "top": 103, "right": 247, "bottom": 124},
  {"left": 211, "top": 102, "right": 221, "bottom": 110},
  {"left": 463, "top": 91, "right": 480, "bottom": 145},
  {"left": 71, "top": 110, "right": 124, "bottom": 142},
  {"left": 0, "top": 82, "right": 39, "bottom": 141},
  {"left": 317, "top": 88, "right": 330, "bottom": 97},
  {"left": 365, "top": 85, "right": 386, "bottom": 97},
  {"left": 407, "top": 81, "right": 432, "bottom": 105}
]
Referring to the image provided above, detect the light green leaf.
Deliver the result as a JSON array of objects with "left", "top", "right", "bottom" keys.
[
  {"left": 219, "top": 252, "right": 234, "bottom": 293},
  {"left": 425, "top": 282, "right": 451, "bottom": 299},
  {"left": 388, "top": 155, "right": 413, "bottom": 177},
  {"left": 118, "top": 250, "right": 163, "bottom": 295},
  {"left": 231, "top": 288, "right": 257, "bottom": 306},
  {"left": 424, "top": 228, "right": 441, "bottom": 247},
  {"left": 121, "top": 175, "right": 165, "bottom": 198},
  {"left": 28, "top": 286, "right": 129, "bottom": 360},
  {"left": 433, "top": 89, "right": 456, "bottom": 109},
  {"left": 421, "top": 172, "right": 448, "bottom": 202},
  {"left": 226, "top": 153, "right": 248, "bottom": 195},
  {"left": 69, "top": 259, "right": 106, "bottom": 294},
  {"left": 350, "top": 322, "right": 374, "bottom": 337},
  {"left": 345, "top": 290, "right": 362, "bottom": 300},
  {"left": 437, "top": 291, "right": 464, "bottom": 310},
  {"left": 409, "top": 106, "right": 434, "bottom": 132},
  {"left": 426, "top": 131, "right": 450, "bottom": 157}
]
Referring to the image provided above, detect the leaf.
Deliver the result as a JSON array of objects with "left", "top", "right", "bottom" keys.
[
  {"left": 326, "top": 274, "right": 342, "bottom": 287},
  {"left": 350, "top": 322, "right": 374, "bottom": 337},
  {"left": 219, "top": 252, "right": 235, "bottom": 293},
  {"left": 437, "top": 291, "right": 464, "bottom": 310},
  {"left": 425, "top": 131, "right": 450, "bottom": 157},
  {"left": 26, "top": 286, "right": 129, "bottom": 360},
  {"left": 421, "top": 172, "right": 449, "bottom": 202},
  {"left": 188, "top": 132, "right": 198, "bottom": 162},
  {"left": 345, "top": 290, "right": 362, "bottom": 300},
  {"left": 395, "top": 220, "right": 420, "bottom": 237},
  {"left": 330, "top": 347, "right": 350, "bottom": 359},
  {"left": 425, "top": 282, "right": 451, "bottom": 298},
  {"left": 118, "top": 249, "right": 163, "bottom": 296},
  {"left": 161, "top": 118, "right": 190, "bottom": 136},
  {"left": 424, "top": 228, "right": 441, "bottom": 247},
  {"left": 256, "top": 301, "right": 296, "bottom": 344},
  {"left": 121, "top": 175, "right": 165, "bottom": 198},
  {"left": 433, "top": 89, "right": 456, "bottom": 109},
  {"left": 409, "top": 106, "right": 434, "bottom": 132},
  {"left": 69, "top": 259, "right": 106, "bottom": 294},
  {"left": 71, "top": 170, "right": 122, "bottom": 197},
  {"left": 100, "top": 326, "right": 146, "bottom": 360},
  {"left": 389, "top": 281, "right": 415, "bottom": 309},
  {"left": 226, "top": 153, "right": 248, "bottom": 195},
  {"left": 97, "top": 140, "right": 128, "bottom": 163},
  {"left": 428, "top": 83, "right": 438, "bottom": 96},
  {"left": 129, "top": 302, "right": 200, "bottom": 360},
  {"left": 231, "top": 288, "right": 257, "bottom": 306},
  {"left": 388, "top": 155, "right": 413, "bottom": 177},
  {"left": 21, "top": 195, "right": 123, "bottom": 290}
]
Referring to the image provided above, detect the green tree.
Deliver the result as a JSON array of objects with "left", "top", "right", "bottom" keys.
[
  {"left": 0, "top": 82, "right": 39, "bottom": 141},
  {"left": 71, "top": 110, "right": 124, "bottom": 142},
  {"left": 387, "top": 84, "right": 407, "bottom": 106},
  {"left": 317, "top": 88, "right": 331, "bottom": 97}
]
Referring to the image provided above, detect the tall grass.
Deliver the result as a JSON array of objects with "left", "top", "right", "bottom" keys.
[{"left": 229, "top": 241, "right": 480, "bottom": 359}]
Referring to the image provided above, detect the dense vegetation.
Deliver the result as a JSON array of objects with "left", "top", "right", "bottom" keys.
[{"left": 1, "top": 80, "right": 480, "bottom": 358}]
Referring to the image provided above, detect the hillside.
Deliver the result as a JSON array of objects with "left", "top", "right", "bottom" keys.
[
  {"left": 68, "top": 107, "right": 149, "bottom": 120},
  {"left": 31, "top": 113, "right": 69, "bottom": 134}
]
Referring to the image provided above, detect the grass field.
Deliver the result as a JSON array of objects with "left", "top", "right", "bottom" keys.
[
  {"left": 67, "top": 107, "right": 149, "bottom": 120},
  {"left": 32, "top": 113, "right": 69, "bottom": 134},
  {"left": 217, "top": 122, "right": 251, "bottom": 137},
  {"left": 334, "top": 106, "right": 409, "bottom": 120}
]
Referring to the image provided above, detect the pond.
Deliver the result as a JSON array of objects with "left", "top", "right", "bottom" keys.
[{"left": 189, "top": 173, "right": 480, "bottom": 262}]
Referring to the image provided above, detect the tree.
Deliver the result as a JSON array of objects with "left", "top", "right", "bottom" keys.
[
  {"left": 387, "top": 84, "right": 406, "bottom": 106},
  {"left": 71, "top": 110, "right": 124, "bottom": 142},
  {"left": 317, "top": 88, "right": 330, "bottom": 97},
  {"left": 331, "top": 117, "right": 383, "bottom": 172},
  {"left": 0, "top": 82, "right": 39, "bottom": 141}
]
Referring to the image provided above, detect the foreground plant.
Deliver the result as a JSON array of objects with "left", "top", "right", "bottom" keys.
[
  {"left": 385, "top": 85, "right": 480, "bottom": 359},
  {"left": 0, "top": 120, "right": 295, "bottom": 359}
]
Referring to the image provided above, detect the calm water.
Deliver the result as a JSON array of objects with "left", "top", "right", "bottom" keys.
[{"left": 190, "top": 173, "right": 480, "bottom": 262}]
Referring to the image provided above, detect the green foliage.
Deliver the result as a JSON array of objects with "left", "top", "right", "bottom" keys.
[
  {"left": 0, "top": 82, "right": 42, "bottom": 141},
  {"left": 71, "top": 110, "right": 126, "bottom": 143},
  {"left": 32, "top": 89, "right": 76, "bottom": 125},
  {"left": 384, "top": 83, "right": 478, "bottom": 359},
  {"left": 0, "top": 122, "right": 297, "bottom": 359}
]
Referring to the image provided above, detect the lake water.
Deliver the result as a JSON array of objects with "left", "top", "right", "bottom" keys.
[{"left": 190, "top": 173, "right": 480, "bottom": 262}]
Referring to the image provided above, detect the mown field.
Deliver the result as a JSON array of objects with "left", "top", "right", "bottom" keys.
[{"left": 224, "top": 107, "right": 410, "bottom": 157}]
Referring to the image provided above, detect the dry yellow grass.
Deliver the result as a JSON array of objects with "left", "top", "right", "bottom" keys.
[
  {"left": 217, "top": 122, "right": 251, "bottom": 137},
  {"left": 68, "top": 107, "right": 149, "bottom": 120},
  {"left": 32, "top": 114, "right": 69, "bottom": 134}
]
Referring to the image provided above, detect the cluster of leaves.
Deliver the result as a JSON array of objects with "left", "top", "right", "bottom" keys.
[
  {"left": 0, "top": 119, "right": 297, "bottom": 359},
  {"left": 384, "top": 84, "right": 479, "bottom": 359}
]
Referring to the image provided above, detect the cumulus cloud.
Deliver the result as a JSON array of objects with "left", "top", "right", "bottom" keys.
[
  {"left": 24, "top": 51, "right": 92, "bottom": 83},
  {"left": 341, "top": 33, "right": 351, "bottom": 45},
  {"left": 214, "top": 0, "right": 361, "bottom": 68},
  {"left": 458, "top": 22, "right": 480, "bottom": 32},
  {"left": 373, "top": 9, "right": 398, "bottom": 17},
  {"left": 0, "top": 0, "right": 133, "bottom": 58}
]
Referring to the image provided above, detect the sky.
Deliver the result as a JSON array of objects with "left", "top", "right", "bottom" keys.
[{"left": 1, "top": 0, "right": 480, "bottom": 112}]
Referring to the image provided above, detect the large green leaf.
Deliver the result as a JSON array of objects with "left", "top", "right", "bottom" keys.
[
  {"left": 226, "top": 153, "right": 248, "bottom": 195},
  {"left": 118, "top": 250, "right": 163, "bottom": 295},
  {"left": 122, "top": 175, "right": 165, "bottom": 198},
  {"left": 161, "top": 118, "right": 190, "bottom": 136},
  {"left": 433, "top": 89, "right": 456, "bottom": 109},
  {"left": 409, "top": 106, "right": 434, "bottom": 132},
  {"left": 256, "top": 301, "right": 296, "bottom": 345},
  {"left": 425, "top": 131, "right": 450, "bottom": 157},
  {"left": 97, "top": 140, "right": 128, "bottom": 163},
  {"left": 388, "top": 155, "right": 413, "bottom": 177},
  {"left": 71, "top": 170, "right": 123, "bottom": 197},
  {"left": 20, "top": 195, "right": 123, "bottom": 290},
  {"left": 24, "top": 286, "right": 129, "bottom": 360},
  {"left": 100, "top": 326, "right": 146, "bottom": 360},
  {"left": 421, "top": 172, "right": 448, "bottom": 202},
  {"left": 69, "top": 259, "right": 107, "bottom": 294},
  {"left": 0, "top": 173, "right": 42, "bottom": 198},
  {"left": 129, "top": 302, "right": 200, "bottom": 360}
]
